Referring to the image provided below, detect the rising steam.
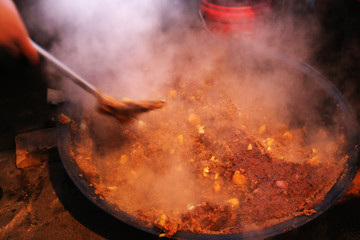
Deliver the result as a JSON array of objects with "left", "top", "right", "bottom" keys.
[{"left": 23, "top": 0, "right": 351, "bottom": 235}]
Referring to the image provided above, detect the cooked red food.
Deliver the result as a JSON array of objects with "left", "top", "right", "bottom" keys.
[{"left": 68, "top": 75, "right": 347, "bottom": 237}]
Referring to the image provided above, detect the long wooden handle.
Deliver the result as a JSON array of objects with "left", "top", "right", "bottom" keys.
[{"left": 31, "top": 40, "right": 103, "bottom": 99}]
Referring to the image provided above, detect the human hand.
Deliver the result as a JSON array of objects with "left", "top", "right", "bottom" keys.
[{"left": 0, "top": 0, "right": 39, "bottom": 64}]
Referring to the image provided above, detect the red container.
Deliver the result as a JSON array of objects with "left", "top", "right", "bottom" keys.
[{"left": 200, "top": 0, "right": 272, "bottom": 37}]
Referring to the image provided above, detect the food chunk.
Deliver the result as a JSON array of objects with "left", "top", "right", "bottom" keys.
[
  {"left": 58, "top": 113, "right": 71, "bottom": 124},
  {"left": 188, "top": 113, "right": 201, "bottom": 126},
  {"left": 232, "top": 171, "right": 247, "bottom": 185}
]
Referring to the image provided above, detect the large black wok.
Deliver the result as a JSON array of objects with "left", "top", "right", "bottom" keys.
[{"left": 56, "top": 48, "right": 360, "bottom": 239}]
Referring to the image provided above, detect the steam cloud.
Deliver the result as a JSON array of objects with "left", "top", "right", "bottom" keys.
[
  {"left": 25, "top": 0, "right": 321, "bottom": 99},
  {"left": 23, "top": 0, "right": 351, "bottom": 231},
  {"left": 27, "top": 0, "right": 200, "bottom": 101}
]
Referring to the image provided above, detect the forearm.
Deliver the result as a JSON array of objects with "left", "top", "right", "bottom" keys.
[{"left": 0, "top": 0, "right": 39, "bottom": 64}]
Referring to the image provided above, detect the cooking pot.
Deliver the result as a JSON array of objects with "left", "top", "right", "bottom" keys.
[{"left": 56, "top": 46, "right": 359, "bottom": 239}]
